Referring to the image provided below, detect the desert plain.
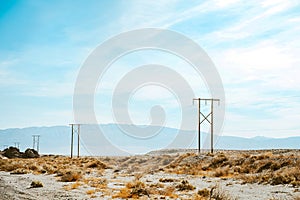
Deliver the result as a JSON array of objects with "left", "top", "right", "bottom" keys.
[{"left": 0, "top": 149, "right": 300, "bottom": 200}]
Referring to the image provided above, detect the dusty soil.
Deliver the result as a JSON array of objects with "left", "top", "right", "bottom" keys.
[{"left": 0, "top": 149, "right": 299, "bottom": 199}]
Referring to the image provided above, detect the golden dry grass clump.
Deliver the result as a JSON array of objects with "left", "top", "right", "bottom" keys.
[
  {"left": 85, "top": 160, "right": 107, "bottom": 169},
  {"left": 113, "top": 179, "right": 181, "bottom": 199},
  {"left": 194, "top": 185, "right": 236, "bottom": 200},
  {"left": 0, "top": 156, "right": 108, "bottom": 182},
  {"left": 166, "top": 150, "right": 300, "bottom": 186},
  {"left": 113, "top": 180, "right": 149, "bottom": 199},
  {"left": 175, "top": 180, "right": 195, "bottom": 191},
  {"left": 60, "top": 171, "right": 82, "bottom": 182}
]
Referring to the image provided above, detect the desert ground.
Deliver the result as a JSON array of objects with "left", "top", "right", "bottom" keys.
[{"left": 0, "top": 149, "right": 300, "bottom": 199}]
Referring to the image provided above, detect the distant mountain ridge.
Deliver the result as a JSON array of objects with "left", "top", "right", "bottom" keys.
[{"left": 0, "top": 124, "right": 299, "bottom": 156}]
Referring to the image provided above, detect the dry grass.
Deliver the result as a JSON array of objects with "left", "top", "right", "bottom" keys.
[
  {"left": 159, "top": 177, "right": 175, "bottom": 182},
  {"left": 86, "top": 189, "right": 96, "bottom": 195},
  {"left": 166, "top": 150, "right": 300, "bottom": 186},
  {"left": 60, "top": 171, "right": 82, "bottom": 182},
  {"left": 162, "top": 186, "right": 178, "bottom": 198},
  {"left": 1, "top": 150, "right": 299, "bottom": 198},
  {"left": 83, "top": 177, "right": 107, "bottom": 189},
  {"left": 71, "top": 182, "right": 81, "bottom": 189},
  {"left": 0, "top": 156, "right": 108, "bottom": 177},
  {"left": 113, "top": 180, "right": 149, "bottom": 199},
  {"left": 85, "top": 160, "right": 107, "bottom": 169},
  {"left": 114, "top": 179, "right": 181, "bottom": 199},
  {"left": 197, "top": 188, "right": 210, "bottom": 198},
  {"left": 175, "top": 180, "right": 195, "bottom": 191},
  {"left": 194, "top": 185, "right": 236, "bottom": 200}
]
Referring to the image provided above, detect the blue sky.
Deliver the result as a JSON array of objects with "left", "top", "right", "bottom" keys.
[{"left": 1, "top": 0, "right": 300, "bottom": 138}]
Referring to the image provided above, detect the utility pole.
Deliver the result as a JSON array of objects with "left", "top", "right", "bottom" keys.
[
  {"left": 32, "top": 135, "right": 40, "bottom": 152},
  {"left": 70, "top": 124, "right": 74, "bottom": 158},
  {"left": 69, "top": 124, "right": 81, "bottom": 158},
  {"left": 77, "top": 124, "right": 80, "bottom": 158},
  {"left": 193, "top": 98, "right": 220, "bottom": 154},
  {"left": 14, "top": 142, "right": 20, "bottom": 149}
]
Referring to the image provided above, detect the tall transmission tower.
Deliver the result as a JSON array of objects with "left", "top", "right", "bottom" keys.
[
  {"left": 32, "top": 135, "right": 40, "bottom": 152},
  {"left": 193, "top": 98, "right": 220, "bottom": 154},
  {"left": 69, "top": 124, "right": 81, "bottom": 158}
]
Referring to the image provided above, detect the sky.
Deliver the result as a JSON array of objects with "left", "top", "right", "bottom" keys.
[{"left": 1, "top": 0, "right": 300, "bottom": 138}]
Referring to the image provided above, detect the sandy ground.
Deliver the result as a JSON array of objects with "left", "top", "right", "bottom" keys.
[
  {"left": 0, "top": 150, "right": 300, "bottom": 199},
  {"left": 0, "top": 170, "right": 299, "bottom": 200}
]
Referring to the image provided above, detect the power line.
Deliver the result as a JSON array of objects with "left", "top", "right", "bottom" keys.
[
  {"left": 224, "top": 128, "right": 300, "bottom": 133},
  {"left": 79, "top": 134, "right": 93, "bottom": 157},
  {"left": 227, "top": 95, "right": 300, "bottom": 105}
]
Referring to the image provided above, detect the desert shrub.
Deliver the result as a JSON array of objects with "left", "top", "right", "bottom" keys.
[
  {"left": 114, "top": 180, "right": 149, "bottom": 198},
  {"left": 113, "top": 188, "right": 131, "bottom": 198},
  {"left": 270, "top": 161, "right": 281, "bottom": 171},
  {"left": 85, "top": 177, "right": 107, "bottom": 189},
  {"left": 239, "top": 174, "right": 260, "bottom": 184},
  {"left": 210, "top": 155, "right": 228, "bottom": 168},
  {"left": 159, "top": 178, "right": 175, "bottom": 182},
  {"left": 160, "top": 186, "right": 178, "bottom": 198},
  {"left": 149, "top": 183, "right": 164, "bottom": 189},
  {"left": 60, "top": 171, "right": 82, "bottom": 182},
  {"left": 134, "top": 173, "right": 143, "bottom": 180},
  {"left": 165, "top": 150, "right": 300, "bottom": 186},
  {"left": 31, "top": 180, "right": 43, "bottom": 188},
  {"left": 198, "top": 188, "right": 210, "bottom": 197},
  {"left": 256, "top": 161, "right": 273, "bottom": 173},
  {"left": 10, "top": 168, "right": 29, "bottom": 174},
  {"left": 1, "top": 161, "right": 22, "bottom": 172},
  {"left": 71, "top": 182, "right": 81, "bottom": 189},
  {"left": 176, "top": 180, "right": 195, "bottom": 191},
  {"left": 86, "top": 189, "right": 96, "bottom": 195},
  {"left": 291, "top": 180, "right": 300, "bottom": 187},
  {"left": 129, "top": 182, "right": 149, "bottom": 198},
  {"left": 210, "top": 185, "right": 236, "bottom": 200},
  {"left": 213, "top": 166, "right": 230, "bottom": 177},
  {"left": 162, "top": 158, "right": 173, "bottom": 165},
  {"left": 167, "top": 153, "right": 196, "bottom": 168},
  {"left": 257, "top": 152, "right": 272, "bottom": 160},
  {"left": 85, "top": 160, "right": 107, "bottom": 169},
  {"left": 195, "top": 185, "right": 236, "bottom": 200}
]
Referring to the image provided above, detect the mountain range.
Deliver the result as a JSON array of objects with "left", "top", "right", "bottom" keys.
[{"left": 0, "top": 124, "right": 299, "bottom": 156}]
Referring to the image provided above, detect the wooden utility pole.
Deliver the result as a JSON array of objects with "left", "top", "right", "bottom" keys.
[
  {"left": 77, "top": 124, "right": 80, "bottom": 158},
  {"left": 193, "top": 98, "right": 220, "bottom": 154},
  {"left": 70, "top": 124, "right": 74, "bottom": 158},
  {"left": 32, "top": 135, "right": 40, "bottom": 152},
  {"left": 69, "top": 124, "right": 81, "bottom": 158},
  {"left": 14, "top": 142, "right": 20, "bottom": 149}
]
